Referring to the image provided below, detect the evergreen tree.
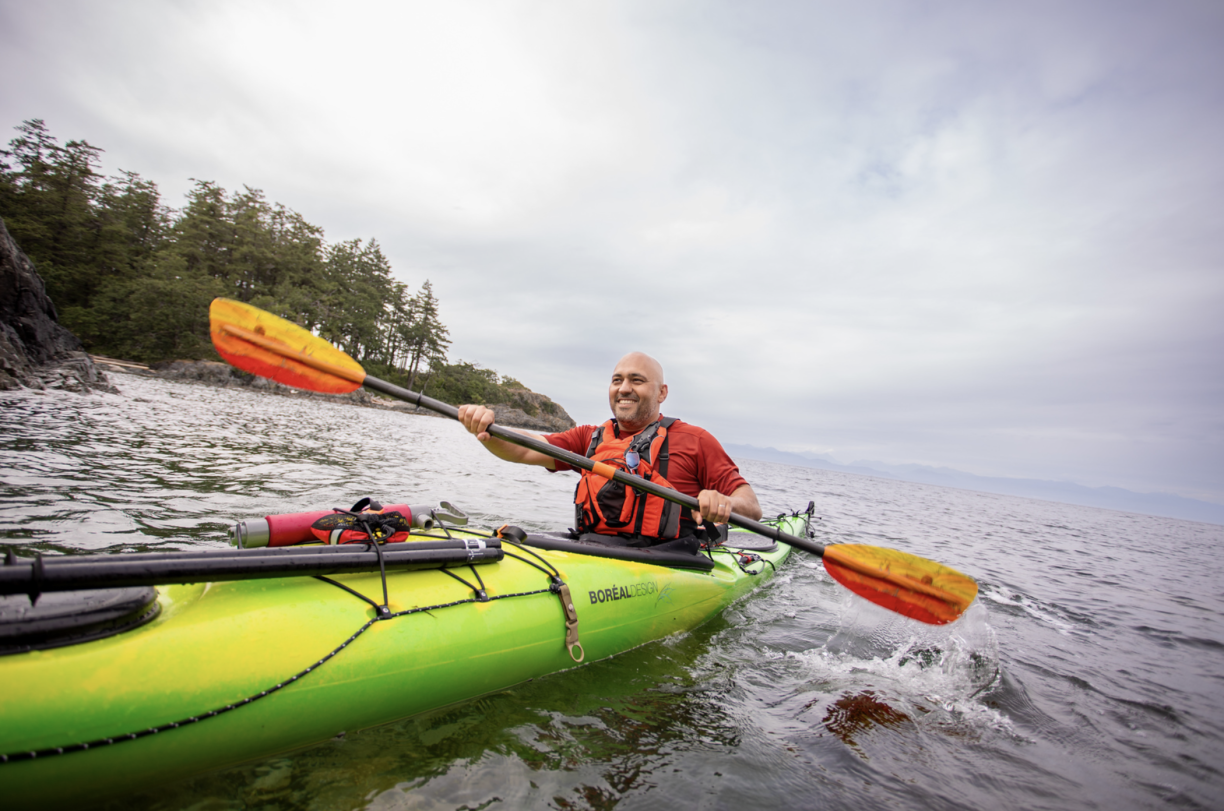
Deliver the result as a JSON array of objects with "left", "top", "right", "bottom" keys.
[
  {"left": 95, "top": 170, "right": 172, "bottom": 279},
  {"left": 314, "top": 238, "right": 394, "bottom": 361},
  {"left": 400, "top": 280, "right": 450, "bottom": 391},
  {"left": 0, "top": 119, "right": 507, "bottom": 404},
  {"left": 84, "top": 253, "right": 224, "bottom": 362},
  {"left": 427, "top": 361, "right": 502, "bottom": 405},
  {"left": 0, "top": 119, "right": 109, "bottom": 310}
]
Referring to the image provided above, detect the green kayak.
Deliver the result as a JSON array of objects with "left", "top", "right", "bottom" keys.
[{"left": 0, "top": 510, "right": 809, "bottom": 809}]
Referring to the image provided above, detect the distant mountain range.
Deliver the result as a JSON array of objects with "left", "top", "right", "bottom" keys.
[{"left": 723, "top": 444, "right": 1224, "bottom": 527}]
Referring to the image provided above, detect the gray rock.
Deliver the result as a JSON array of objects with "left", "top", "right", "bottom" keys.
[
  {"left": 0, "top": 217, "right": 114, "bottom": 393},
  {"left": 144, "top": 359, "right": 576, "bottom": 430},
  {"left": 148, "top": 359, "right": 238, "bottom": 385},
  {"left": 146, "top": 359, "right": 408, "bottom": 409},
  {"left": 490, "top": 403, "right": 575, "bottom": 433},
  {"left": 490, "top": 387, "right": 575, "bottom": 432}
]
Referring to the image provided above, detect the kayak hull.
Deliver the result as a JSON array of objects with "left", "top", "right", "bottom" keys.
[{"left": 0, "top": 516, "right": 805, "bottom": 808}]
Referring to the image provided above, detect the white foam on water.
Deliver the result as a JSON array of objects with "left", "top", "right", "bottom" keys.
[
  {"left": 786, "top": 596, "right": 1019, "bottom": 740},
  {"left": 979, "top": 582, "right": 1081, "bottom": 636}
]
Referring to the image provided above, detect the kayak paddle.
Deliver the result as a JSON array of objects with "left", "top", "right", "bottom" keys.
[{"left": 209, "top": 298, "right": 979, "bottom": 625}]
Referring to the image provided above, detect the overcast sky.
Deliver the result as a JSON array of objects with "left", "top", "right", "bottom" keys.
[{"left": 2, "top": 0, "right": 1221, "bottom": 503}]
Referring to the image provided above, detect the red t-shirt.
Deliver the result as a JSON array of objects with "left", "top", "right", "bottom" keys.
[{"left": 545, "top": 417, "right": 750, "bottom": 499}]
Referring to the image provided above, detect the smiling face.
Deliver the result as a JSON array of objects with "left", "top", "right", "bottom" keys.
[{"left": 608, "top": 352, "right": 668, "bottom": 433}]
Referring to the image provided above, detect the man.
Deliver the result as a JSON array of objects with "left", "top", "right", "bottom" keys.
[{"left": 457, "top": 352, "right": 761, "bottom": 544}]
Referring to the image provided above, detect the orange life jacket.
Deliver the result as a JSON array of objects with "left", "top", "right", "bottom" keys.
[{"left": 573, "top": 417, "right": 682, "bottom": 539}]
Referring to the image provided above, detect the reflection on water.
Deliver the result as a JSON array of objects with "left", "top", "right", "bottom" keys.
[
  {"left": 820, "top": 691, "right": 912, "bottom": 752},
  {"left": 2, "top": 373, "right": 1223, "bottom": 810}
]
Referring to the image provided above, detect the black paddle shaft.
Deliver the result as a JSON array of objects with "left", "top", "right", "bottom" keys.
[
  {"left": 362, "top": 376, "right": 827, "bottom": 557},
  {"left": 0, "top": 540, "right": 503, "bottom": 595}
]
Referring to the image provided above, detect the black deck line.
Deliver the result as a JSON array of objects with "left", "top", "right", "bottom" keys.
[{"left": 520, "top": 534, "right": 718, "bottom": 571}]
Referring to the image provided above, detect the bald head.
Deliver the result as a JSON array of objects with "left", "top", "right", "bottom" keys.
[
  {"left": 608, "top": 352, "right": 668, "bottom": 432},
  {"left": 617, "top": 352, "right": 665, "bottom": 384}
]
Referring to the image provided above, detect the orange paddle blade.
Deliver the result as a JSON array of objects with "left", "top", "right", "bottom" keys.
[
  {"left": 822, "top": 544, "right": 978, "bottom": 625},
  {"left": 209, "top": 298, "right": 365, "bottom": 394}
]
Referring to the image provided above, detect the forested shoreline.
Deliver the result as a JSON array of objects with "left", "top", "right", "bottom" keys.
[{"left": 0, "top": 119, "right": 539, "bottom": 409}]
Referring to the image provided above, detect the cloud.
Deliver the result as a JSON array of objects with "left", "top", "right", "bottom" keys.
[{"left": 2, "top": 0, "right": 1221, "bottom": 501}]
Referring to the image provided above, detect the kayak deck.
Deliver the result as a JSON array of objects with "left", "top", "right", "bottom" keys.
[{"left": 0, "top": 512, "right": 809, "bottom": 808}]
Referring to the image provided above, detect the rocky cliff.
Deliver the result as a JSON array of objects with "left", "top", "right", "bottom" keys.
[
  {"left": 0, "top": 217, "right": 114, "bottom": 393},
  {"left": 490, "top": 387, "right": 576, "bottom": 432}
]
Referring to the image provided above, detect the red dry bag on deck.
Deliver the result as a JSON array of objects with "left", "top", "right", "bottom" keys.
[{"left": 310, "top": 498, "right": 413, "bottom": 545}]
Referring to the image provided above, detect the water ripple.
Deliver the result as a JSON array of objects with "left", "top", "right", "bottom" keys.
[{"left": 2, "top": 374, "right": 1222, "bottom": 810}]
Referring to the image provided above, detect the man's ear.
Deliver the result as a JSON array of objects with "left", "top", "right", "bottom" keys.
[{"left": 657, "top": 383, "right": 668, "bottom": 404}]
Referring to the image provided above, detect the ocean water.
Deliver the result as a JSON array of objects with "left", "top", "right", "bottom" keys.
[{"left": 1, "top": 373, "right": 1221, "bottom": 810}]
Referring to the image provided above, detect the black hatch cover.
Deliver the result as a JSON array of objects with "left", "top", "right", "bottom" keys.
[{"left": 0, "top": 586, "right": 160, "bottom": 655}]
